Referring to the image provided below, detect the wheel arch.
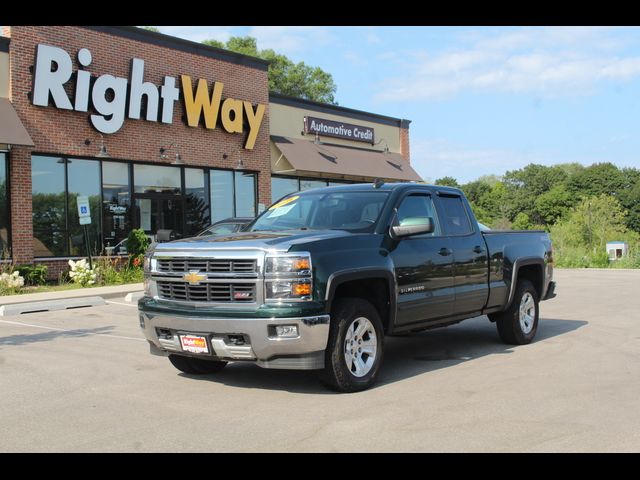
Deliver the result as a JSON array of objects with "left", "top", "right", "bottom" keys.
[
  {"left": 326, "top": 269, "right": 396, "bottom": 334},
  {"left": 505, "top": 258, "right": 544, "bottom": 309}
]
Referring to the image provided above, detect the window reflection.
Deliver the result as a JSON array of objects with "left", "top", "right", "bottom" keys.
[
  {"left": 68, "top": 159, "right": 101, "bottom": 256},
  {"left": 0, "top": 153, "right": 8, "bottom": 255},
  {"left": 32, "top": 156, "right": 67, "bottom": 257},
  {"left": 210, "top": 170, "right": 234, "bottom": 223},
  {"left": 235, "top": 172, "right": 256, "bottom": 218},
  {"left": 271, "top": 177, "right": 299, "bottom": 203},
  {"left": 185, "top": 168, "right": 210, "bottom": 237},
  {"left": 134, "top": 164, "right": 181, "bottom": 194},
  {"left": 102, "top": 161, "right": 131, "bottom": 254}
]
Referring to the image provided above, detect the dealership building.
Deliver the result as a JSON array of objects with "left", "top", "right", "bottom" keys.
[{"left": 0, "top": 26, "right": 420, "bottom": 277}]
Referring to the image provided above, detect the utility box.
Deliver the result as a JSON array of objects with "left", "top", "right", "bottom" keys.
[{"left": 606, "top": 241, "right": 628, "bottom": 261}]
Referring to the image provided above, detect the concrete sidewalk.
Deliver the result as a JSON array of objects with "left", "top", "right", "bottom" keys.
[{"left": 0, "top": 283, "right": 143, "bottom": 306}]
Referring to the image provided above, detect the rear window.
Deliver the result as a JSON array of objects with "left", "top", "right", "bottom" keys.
[{"left": 439, "top": 195, "right": 473, "bottom": 235}]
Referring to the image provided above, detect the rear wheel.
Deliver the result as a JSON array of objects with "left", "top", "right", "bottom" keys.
[
  {"left": 319, "top": 298, "right": 384, "bottom": 393},
  {"left": 168, "top": 354, "right": 227, "bottom": 374},
  {"left": 491, "top": 279, "right": 539, "bottom": 345}
]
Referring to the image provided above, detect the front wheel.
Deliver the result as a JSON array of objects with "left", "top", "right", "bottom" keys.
[
  {"left": 168, "top": 354, "right": 228, "bottom": 374},
  {"left": 491, "top": 279, "right": 539, "bottom": 345},
  {"left": 319, "top": 298, "right": 384, "bottom": 393}
]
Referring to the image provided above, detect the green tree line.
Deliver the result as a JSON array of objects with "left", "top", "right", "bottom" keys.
[{"left": 435, "top": 162, "right": 640, "bottom": 268}]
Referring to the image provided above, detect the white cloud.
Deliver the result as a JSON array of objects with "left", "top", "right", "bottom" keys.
[
  {"left": 247, "top": 26, "right": 332, "bottom": 56},
  {"left": 376, "top": 27, "right": 640, "bottom": 101}
]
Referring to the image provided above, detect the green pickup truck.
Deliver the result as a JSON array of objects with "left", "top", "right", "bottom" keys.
[{"left": 139, "top": 182, "right": 556, "bottom": 392}]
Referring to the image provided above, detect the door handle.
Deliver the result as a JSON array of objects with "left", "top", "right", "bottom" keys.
[
  {"left": 473, "top": 245, "right": 484, "bottom": 254},
  {"left": 438, "top": 247, "right": 452, "bottom": 256}
]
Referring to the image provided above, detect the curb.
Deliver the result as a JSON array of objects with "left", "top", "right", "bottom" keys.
[
  {"left": 0, "top": 283, "right": 143, "bottom": 307},
  {"left": 0, "top": 296, "right": 106, "bottom": 316}
]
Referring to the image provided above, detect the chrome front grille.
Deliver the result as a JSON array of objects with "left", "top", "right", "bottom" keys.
[
  {"left": 156, "top": 281, "right": 255, "bottom": 303},
  {"left": 157, "top": 259, "right": 257, "bottom": 274}
]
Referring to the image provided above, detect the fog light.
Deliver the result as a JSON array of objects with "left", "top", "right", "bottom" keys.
[{"left": 275, "top": 325, "right": 299, "bottom": 338}]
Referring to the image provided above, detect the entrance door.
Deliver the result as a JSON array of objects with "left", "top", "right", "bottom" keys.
[{"left": 134, "top": 194, "right": 184, "bottom": 241}]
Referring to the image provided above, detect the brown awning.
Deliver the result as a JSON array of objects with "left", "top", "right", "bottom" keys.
[
  {"left": 271, "top": 135, "right": 422, "bottom": 182},
  {"left": 0, "top": 97, "right": 35, "bottom": 147}
]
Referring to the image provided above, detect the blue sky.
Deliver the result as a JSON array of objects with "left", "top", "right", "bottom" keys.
[{"left": 151, "top": 26, "right": 640, "bottom": 183}]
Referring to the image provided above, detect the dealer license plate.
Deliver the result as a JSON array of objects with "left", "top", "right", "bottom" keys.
[{"left": 179, "top": 334, "right": 209, "bottom": 354}]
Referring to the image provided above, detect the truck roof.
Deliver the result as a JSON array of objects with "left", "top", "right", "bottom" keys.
[{"left": 299, "top": 182, "right": 464, "bottom": 196}]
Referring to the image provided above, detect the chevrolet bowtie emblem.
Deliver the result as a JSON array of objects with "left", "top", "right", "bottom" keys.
[{"left": 183, "top": 271, "right": 206, "bottom": 285}]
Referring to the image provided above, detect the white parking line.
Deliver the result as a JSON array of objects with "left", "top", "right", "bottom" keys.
[
  {"left": 0, "top": 318, "right": 145, "bottom": 342},
  {"left": 105, "top": 300, "right": 138, "bottom": 308}
]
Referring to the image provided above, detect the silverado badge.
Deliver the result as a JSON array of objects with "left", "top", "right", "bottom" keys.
[{"left": 183, "top": 271, "right": 206, "bottom": 285}]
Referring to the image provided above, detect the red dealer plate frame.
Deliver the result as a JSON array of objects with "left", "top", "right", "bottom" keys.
[{"left": 179, "top": 334, "right": 210, "bottom": 354}]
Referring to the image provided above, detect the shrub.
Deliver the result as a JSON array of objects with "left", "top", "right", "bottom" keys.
[
  {"left": 13, "top": 264, "right": 48, "bottom": 285},
  {"left": 126, "top": 229, "right": 151, "bottom": 257},
  {"left": 68, "top": 259, "right": 98, "bottom": 287},
  {"left": 0, "top": 270, "right": 24, "bottom": 295}
]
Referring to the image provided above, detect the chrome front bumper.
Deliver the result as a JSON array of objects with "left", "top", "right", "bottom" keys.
[{"left": 139, "top": 311, "right": 330, "bottom": 370}]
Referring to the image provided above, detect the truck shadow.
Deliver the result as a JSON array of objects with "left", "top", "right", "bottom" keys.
[
  {"left": 377, "top": 316, "right": 586, "bottom": 387},
  {"left": 180, "top": 316, "right": 586, "bottom": 394}
]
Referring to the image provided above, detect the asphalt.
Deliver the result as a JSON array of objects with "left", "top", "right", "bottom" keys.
[{"left": 0, "top": 269, "right": 639, "bottom": 452}]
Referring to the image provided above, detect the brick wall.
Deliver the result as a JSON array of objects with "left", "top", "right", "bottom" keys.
[
  {"left": 400, "top": 126, "right": 410, "bottom": 162},
  {"left": 7, "top": 26, "right": 271, "bottom": 264}
]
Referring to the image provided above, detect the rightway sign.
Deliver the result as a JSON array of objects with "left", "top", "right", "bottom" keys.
[
  {"left": 304, "top": 116, "right": 374, "bottom": 144},
  {"left": 77, "top": 195, "right": 91, "bottom": 225}
]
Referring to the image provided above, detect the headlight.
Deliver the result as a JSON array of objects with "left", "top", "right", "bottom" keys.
[
  {"left": 143, "top": 277, "right": 157, "bottom": 297},
  {"left": 265, "top": 253, "right": 313, "bottom": 302},
  {"left": 265, "top": 254, "right": 311, "bottom": 275},
  {"left": 143, "top": 255, "right": 151, "bottom": 272}
]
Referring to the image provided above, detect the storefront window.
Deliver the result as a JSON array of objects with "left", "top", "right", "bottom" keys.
[
  {"left": 185, "top": 168, "right": 210, "bottom": 237},
  {"left": 67, "top": 159, "right": 101, "bottom": 256},
  {"left": 0, "top": 153, "right": 8, "bottom": 255},
  {"left": 300, "top": 179, "right": 327, "bottom": 191},
  {"left": 102, "top": 162, "right": 131, "bottom": 253},
  {"left": 133, "top": 164, "right": 181, "bottom": 194},
  {"left": 271, "top": 176, "right": 299, "bottom": 203},
  {"left": 210, "top": 170, "right": 234, "bottom": 223},
  {"left": 235, "top": 172, "right": 256, "bottom": 218},
  {"left": 32, "top": 156, "right": 67, "bottom": 257}
]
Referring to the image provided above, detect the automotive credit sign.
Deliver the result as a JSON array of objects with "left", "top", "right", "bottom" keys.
[
  {"left": 30, "top": 44, "right": 266, "bottom": 149},
  {"left": 304, "top": 116, "right": 374, "bottom": 144}
]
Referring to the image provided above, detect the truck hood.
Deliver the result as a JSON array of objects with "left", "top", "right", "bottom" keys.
[{"left": 151, "top": 229, "right": 355, "bottom": 253}]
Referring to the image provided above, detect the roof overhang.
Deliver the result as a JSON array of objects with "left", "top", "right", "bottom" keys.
[
  {"left": 0, "top": 98, "right": 34, "bottom": 147},
  {"left": 271, "top": 135, "right": 421, "bottom": 182}
]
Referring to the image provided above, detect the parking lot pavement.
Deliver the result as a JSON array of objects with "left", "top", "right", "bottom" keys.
[{"left": 1, "top": 269, "right": 640, "bottom": 452}]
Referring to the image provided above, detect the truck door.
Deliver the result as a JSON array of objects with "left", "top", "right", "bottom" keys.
[
  {"left": 389, "top": 192, "right": 454, "bottom": 326},
  {"left": 436, "top": 193, "right": 489, "bottom": 315}
]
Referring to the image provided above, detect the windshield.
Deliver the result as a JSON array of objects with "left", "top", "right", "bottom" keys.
[{"left": 249, "top": 191, "right": 390, "bottom": 232}]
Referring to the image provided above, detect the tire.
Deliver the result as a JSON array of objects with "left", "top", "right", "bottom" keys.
[
  {"left": 492, "top": 279, "right": 539, "bottom": 345},
  {"left": 319, "top": 297, "right": 385, "bottom": 393},
  {"left": 168, "top": 354, "right": 228, "bottom": 374}
]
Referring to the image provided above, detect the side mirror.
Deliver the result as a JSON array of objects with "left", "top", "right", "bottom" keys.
[{"left": 390, "top": 216, "right": 435, "bottom": 239}]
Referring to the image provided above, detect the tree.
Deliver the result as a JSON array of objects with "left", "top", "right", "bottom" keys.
[
  {"left": 566, "top": 162, "right": 626, "bottom": 197},
  {"left": 141, "top": 26, "right": 160, "bottom": 33},
  {"left": 534, "top": 184, "right": 577, "bottom": 226},
  {"left": 434, "top": 176, "right": 460, "bottom": 188},
  {"left": 202, "top": 36, "right": 337, "bottom": 104},
  {"left": 202, "top": 39, "right": 224, "bottom": 49},
  {"left": 461, "top": 180, "right": 491, "bottom": 205}
]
